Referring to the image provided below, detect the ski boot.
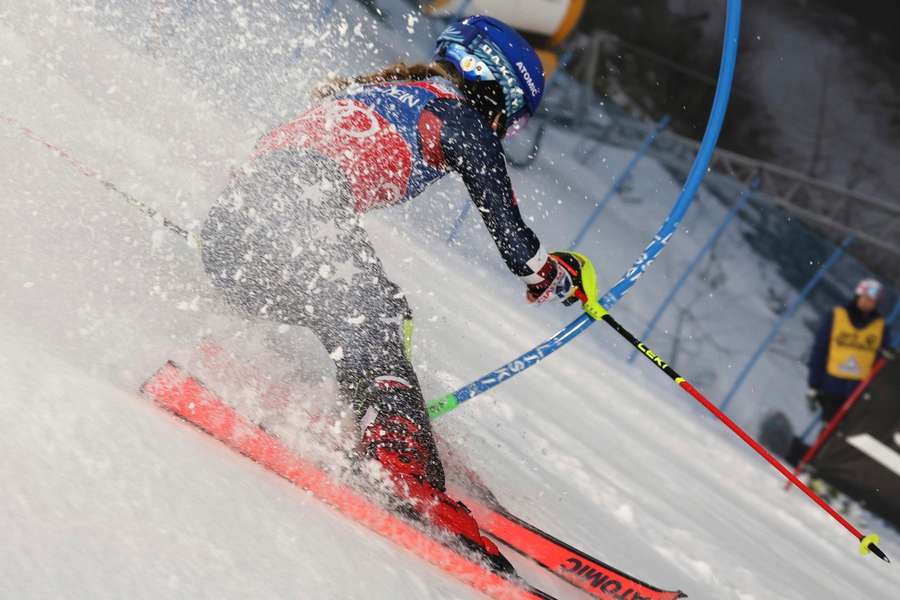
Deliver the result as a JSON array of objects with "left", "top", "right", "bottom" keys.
[{"left": 361, "top": 413, "right": 514, "bottom": 574}]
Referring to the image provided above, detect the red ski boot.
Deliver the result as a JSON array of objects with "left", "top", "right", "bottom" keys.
[{"left": 361, "top": 413, "right": 514, "bottom": 574}]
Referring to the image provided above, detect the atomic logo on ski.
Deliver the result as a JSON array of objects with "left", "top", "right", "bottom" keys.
[
  {"left": 560, "top": 558, "right": 655, "bottom": 599},
  {"left": 456, "top": 492, "right": 686, "bottom": 600}
]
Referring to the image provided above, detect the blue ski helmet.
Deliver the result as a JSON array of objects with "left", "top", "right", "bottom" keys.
[{"left": 434, "top": 16, "right": 545, "bottom": 131}]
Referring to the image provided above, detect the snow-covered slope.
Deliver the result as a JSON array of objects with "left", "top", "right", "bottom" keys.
[
  {"left": 3, "top": 2, "right": 899, "bottom": 598},
  {"left": 0, "top": 322, "right": 500, "bottom": 600}
]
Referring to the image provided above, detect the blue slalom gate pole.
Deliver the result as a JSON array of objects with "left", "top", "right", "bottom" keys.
[
  {"left": 720, "top": 236, "right": 855, "bottom": 412},
  {"left": 429, "top": 0, "right": 742, "bottom": 416},
  {"left": 798, "top": 296, "right": 900, "bottom": 441},
  {"left": 568, "top": 115, "right": 671, "bottom": 251},
  {"left": 628, "top": 178, "right": 759, "bottom": 363}
]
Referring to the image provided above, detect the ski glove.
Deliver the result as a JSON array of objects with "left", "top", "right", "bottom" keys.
[{"left": 526, "top": 251, "right": 589, "bottom": 306}]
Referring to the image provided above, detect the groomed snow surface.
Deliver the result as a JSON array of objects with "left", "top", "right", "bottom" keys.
[{"left": 2, "top": 2, "right": 898, "bottom": 598}]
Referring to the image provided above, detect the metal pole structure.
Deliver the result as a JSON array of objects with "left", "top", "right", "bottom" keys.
[
  {"left": 719, "top": 236, "right": 855, "bottom": 412},
  {"left": 568, "top": 115, "right": 671, "bottom": 251},
  {"left": 628, "top": 177, "right": 759, "bottom": 363},
  {"left": 797, "top": 296, "right": 900, "bottom": 442}
]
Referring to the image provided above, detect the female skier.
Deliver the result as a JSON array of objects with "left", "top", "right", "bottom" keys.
[{"left": 200, "top": 15, "right": 593, "bottom": 570}]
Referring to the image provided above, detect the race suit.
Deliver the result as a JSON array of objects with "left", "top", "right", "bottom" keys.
[{"left": 200, "top": 78, "right": 549, "bottom": 488}]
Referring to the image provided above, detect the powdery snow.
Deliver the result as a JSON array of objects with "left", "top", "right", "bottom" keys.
[{"left": 2, "top": 2, "right": 898, "bottom": 599}]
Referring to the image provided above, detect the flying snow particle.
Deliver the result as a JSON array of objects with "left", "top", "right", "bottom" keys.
[
  {"left": 613, "top": 504, "right": 635, "bottom": 526},
  {"left": 405, "top": 14, "right": 419, "bottom": 35},
  {"left": 176, "top": 296, "right": 200, "bottom": 311},
  {"left": 150, "top": 229, "right": 167, "bottom": 252}
]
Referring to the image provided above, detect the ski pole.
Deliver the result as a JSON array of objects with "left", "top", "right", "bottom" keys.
[
  {"left": 1, "top": 115, "right": 201, "bottom": 247},
  {"left": 575, "top": 292, "right": 890, "bottom": 563},
  {"left": 787, "top": 357, "right": 889, "bottom": 491}
]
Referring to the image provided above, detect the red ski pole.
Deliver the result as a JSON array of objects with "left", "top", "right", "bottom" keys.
[
  {"left": 576, "top": 294, "right": 890, "bottom": 563},
  {"left": 788, "top": 357, "right": 888, "bottom": 490}
]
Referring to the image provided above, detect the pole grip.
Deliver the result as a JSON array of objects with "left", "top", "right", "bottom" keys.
[{"left": 427, "top": 393, "right": 460, "bottom": 419}]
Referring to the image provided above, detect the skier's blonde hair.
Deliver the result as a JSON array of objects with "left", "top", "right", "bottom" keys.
[{"left": 312, "top": 62, "right": 461, "bottom": 99}]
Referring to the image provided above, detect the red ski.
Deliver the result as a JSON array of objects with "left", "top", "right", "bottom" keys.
[
  {"left": 141, "top": 361, "right": 554, "bottom": 600},
  {"left": 144, "top": 353, "right": 685, "bottom": 599},
  {"left": 443, "top": 466, "right": 685, "bottom": 600},
  {"left": 458, "top": 494, "right": 685, "bottom": 600}
]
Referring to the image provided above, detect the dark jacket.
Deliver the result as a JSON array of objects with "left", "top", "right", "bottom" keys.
[{"left": 807, "top": 299, "right": 890, "bottom": 398}]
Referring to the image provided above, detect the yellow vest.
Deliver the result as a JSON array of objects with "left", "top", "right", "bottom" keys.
[{"left": 826, "top": 306, "right": 884, "bottom": 380}]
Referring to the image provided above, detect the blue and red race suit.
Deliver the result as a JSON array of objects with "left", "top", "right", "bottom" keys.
[
  {"left": 252, "top": 78, "right": 549, "bottom": 282},
  {"left": 201, "top": 78, "right": 555, "bottom": 492}
]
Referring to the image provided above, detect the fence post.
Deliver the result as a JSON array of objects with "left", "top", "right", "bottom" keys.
[
  {"left": 628, "top": 177, "right": 759, "bottom": 363},
  {"left": 719, "top": 235, "right": 855, "bottom": 412},
  {"left": 568, "top": 115, "right": 671, "bottom": 251},
  {"left": 798, "top": 296, "right": 900, "bottom": 441}
]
